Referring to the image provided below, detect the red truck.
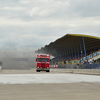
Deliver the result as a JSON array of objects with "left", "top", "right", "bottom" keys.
[{"left": 36, "top": 54, "right": 50, "bottom": 72}]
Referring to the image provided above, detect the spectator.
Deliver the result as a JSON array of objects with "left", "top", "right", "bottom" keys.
[
  {"left": 64, "top": 59, "right": 66, "bottom": 68},
  {"left": 92, "top": 59, "right": 95, "bottom": 63},
  {"left": 89, "top": 58, "right": 92, "bottom": 64},
  {"left": 64, "top": 59, "right": 66, "bottom": 64}
]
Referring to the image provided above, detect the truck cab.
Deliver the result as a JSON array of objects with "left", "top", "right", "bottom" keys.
[{"left": 36, "top": 54, "right": 50, "bottom": 72}]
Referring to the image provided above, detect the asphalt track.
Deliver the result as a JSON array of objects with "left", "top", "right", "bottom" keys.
[
  {"left": 0, "top": 69, "right": 100, "bottom": 100},
  {"left": 0, "top": 73, "right": 100, "bottom": 84}
]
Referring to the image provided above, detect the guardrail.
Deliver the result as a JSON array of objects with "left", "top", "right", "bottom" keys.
[
  {"left": 51, "top": 63, "right": 100, "bottom": 69},
  {"left": 50, "top": 63, "right": 100, "bottom": 75}
]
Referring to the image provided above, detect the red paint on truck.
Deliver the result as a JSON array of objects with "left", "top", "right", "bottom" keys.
[{"left": 36, "top": 54, "right": 50, "bottom": 72}]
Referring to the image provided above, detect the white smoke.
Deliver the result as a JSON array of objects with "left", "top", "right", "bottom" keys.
[{"left": 0, "top": 48, "right": 37, "bottom": 69}]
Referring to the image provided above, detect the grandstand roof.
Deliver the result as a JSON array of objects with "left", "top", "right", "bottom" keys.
[{"left": 35, "top": 34, "right": 100, "bottom": 57}]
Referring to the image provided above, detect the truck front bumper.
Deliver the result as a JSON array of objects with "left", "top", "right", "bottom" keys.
[{"left": 36, "top": 67, "right": 50, "bottom": 71}]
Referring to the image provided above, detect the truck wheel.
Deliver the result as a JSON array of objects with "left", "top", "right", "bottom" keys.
[
  {"left": 46, "top": 70, "right": 50, "bottom": 72},
  {"left": 36, "top": 70, "right": 40, "bottom": 72}
]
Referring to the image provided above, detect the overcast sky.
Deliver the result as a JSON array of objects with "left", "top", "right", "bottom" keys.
[{"left": 0, "top": 0, "right": 100, "bottom": 50}]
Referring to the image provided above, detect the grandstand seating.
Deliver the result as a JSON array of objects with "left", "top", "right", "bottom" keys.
[{"left": 35, "top": 34, "right": 100, "bottom": 68}]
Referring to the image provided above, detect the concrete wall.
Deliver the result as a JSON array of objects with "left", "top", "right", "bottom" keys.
[{"left": 50, "top": 68, "right": 100, "bottom": 75}]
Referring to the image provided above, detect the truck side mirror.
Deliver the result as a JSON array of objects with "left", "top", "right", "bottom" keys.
[{"left": 36, "top": 58, "right": 37, "bottom": 62}]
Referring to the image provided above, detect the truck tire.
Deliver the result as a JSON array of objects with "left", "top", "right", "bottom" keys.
[
  {"left": 46, "top": 70, "right": 50, "bottom": 72},
  {"left": 36, "top": 70, "right": 40, "bottom": 72}
]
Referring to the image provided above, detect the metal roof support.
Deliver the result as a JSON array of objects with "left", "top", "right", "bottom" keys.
[
  {"left": 61, "top": 46, "right": 63, "bottom": 58},
  {"left": 59, "top": 46, "right": 62, "bottom": 60},
  {"left": 76, "top": 40, "right": 80, "bottom": 59},
  {"left": 68, "top": 43, "right": 71, "bottom": 60},
  {"left": 64, "top": 48, "right": 67, "bottom": 60},
  {"left": 71, "top": 41, "right": 74, "bottom": 59},
  {"left": 82, "top": 36, "right": 87, "bottom": 60},
  {"left": 59, "top": 47, "right": 61, "bottom": 59},
  {"left": 79, "top": 38, "right": 83, "bottom": 59},
  {"left": 58, "top": 47, "right": 60, "bottom": 59},
  {"left": 66, "top": 44, "right": 69, "bottom": 60},
  {"left": 62, "top": 46, "right": 65, "bottom": 60},
  {"left": 63, "top": 46, "right": 65, "bottom": 59},
  {"left": 73, "top": 40, "right": 77, "bottom": 59},
  {"left": 63, "top": 52, "right": 64, "bottom": 59},
  {"left": 60, "top": 46, "right": 62, "bottom": 60},
  {"left": 64, "top": 45, "right": 66, "bottom": 59}
]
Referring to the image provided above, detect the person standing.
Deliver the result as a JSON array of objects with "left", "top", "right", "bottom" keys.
[
  {"left": 92, "top": 59, "right": 95, "bottom": 63},
  {"left": 64, "top": 59, "right": 66, "bottom": 68},
  {"left": 89, "top": 58, "right": 92, "bottom": 64}
]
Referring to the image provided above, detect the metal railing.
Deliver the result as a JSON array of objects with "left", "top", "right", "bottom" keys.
[{"left": 50, "top": 63, "right": 100, "bottom": 75}]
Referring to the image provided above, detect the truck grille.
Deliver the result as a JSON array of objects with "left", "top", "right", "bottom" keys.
[{"left": 41, "top": 63, "right": 45, "bottom": 68}]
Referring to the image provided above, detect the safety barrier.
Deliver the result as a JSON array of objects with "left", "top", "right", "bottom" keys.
[
  {"left": 50, "top": 63, "right": 100, "bottom": 75},
  {"left": 51, "top": 63, "right": 100, "bottom": 69}
]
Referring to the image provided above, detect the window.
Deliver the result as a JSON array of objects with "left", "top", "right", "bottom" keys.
[{"left": 38, "top": 58, "right": 49, "bottom": 62}]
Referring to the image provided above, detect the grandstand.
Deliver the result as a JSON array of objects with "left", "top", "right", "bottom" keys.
[{"left": 35, "top": 34, "right": 100, "bottom": 65}]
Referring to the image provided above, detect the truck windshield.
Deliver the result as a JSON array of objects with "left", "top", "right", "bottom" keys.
[{"left": 38, "top": 58, "right": 49, "bottom": 62}]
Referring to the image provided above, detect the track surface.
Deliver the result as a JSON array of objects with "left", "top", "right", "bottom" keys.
[
  {"left": 0, "top": 73, "right": 100, "bottom": 84},
  {"left": 0, "top": 69, "right": 100, "bottom": 100}
]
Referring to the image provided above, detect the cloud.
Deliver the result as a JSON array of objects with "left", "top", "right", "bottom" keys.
[
  {"left": 1, "top": 6, "right": 26, "bottom": 11},
  {"left": 1, "top": 16, "right": 100, "bottom": 29},
  {"left": 24, "top": 0, "right": 70, "bottom": 18},
  {"left": 68, "top": 0, "right": 100, "bottom": 17},
  {"left": 28, "top": 7, "right": 50, "bottom": 16},
  {"left": 19, "top": 0, "right": 32, "bottom": 4},
  {"left": 0, "top": 0, "right": 100, "bottom": 50}
]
